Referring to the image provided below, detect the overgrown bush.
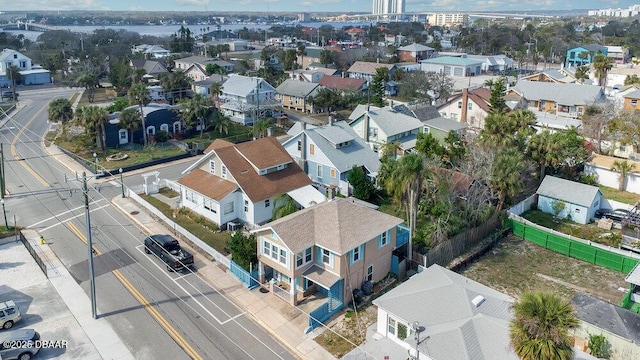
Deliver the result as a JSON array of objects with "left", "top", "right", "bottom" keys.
[
  {"left": 578, "top": 173, "right": 599, "bottom": 186},
  {"left": 588, "top": 333, "right": 609, "bottom": 358},
  {"left": 155, "top": 130, "right": 170, "bottom": 143},
  {"left": 397, "top": 323, "right": 407, "bottom": 340},
  {"left": 228, "top": 232, "right": 258, "bottom": 271}
]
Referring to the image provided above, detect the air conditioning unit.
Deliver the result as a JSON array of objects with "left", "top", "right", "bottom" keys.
[{"left": 227, "top": 222, "right": 240, "bottom": 231}]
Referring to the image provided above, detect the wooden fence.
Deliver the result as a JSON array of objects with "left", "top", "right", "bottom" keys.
[{"left": 413, "top": 213, "right": 501, "bottom": 268}]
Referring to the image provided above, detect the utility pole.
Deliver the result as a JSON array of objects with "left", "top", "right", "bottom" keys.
[
  {"left": 83, "top": 172, "right": 97, "bottom": 319},
  {"left": 0, "top": 143, "right": 4, "bottom": 199},
  {"left": 65, "top": 171, "right": 98, "bottom": 319}
]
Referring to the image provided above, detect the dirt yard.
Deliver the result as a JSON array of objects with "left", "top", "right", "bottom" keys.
[
  {"left": 314, "top": 305, "right": 377, "bottom": 359},
  {"left": 461, "top": 236, "right": 629, "bottom": 304}
]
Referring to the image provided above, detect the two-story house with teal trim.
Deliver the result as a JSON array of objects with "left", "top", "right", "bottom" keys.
[
  {"left": 282, "top": 120, "right": 381, "bottom": 195},
  {"left": 565, "top": 44, "right": 607, "bottom": 68},
  {"left": 252, "top": 198, "right": 405, "bottom": 332}
]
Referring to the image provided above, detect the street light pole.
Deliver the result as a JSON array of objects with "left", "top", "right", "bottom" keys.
[
  {"left": 83, "top": 172, "right": 97, "bottom": 319},
  {"left": 1, "top": 199, "right": 7, "bottom": 230},
  {"left": 93, "top": 152, "right": 98, "bottom": 174},
  {"left": 119, "top": 168, "right": 125, "bottom": 198},
  {"left": 413, "top": 321, "right": 421, "bottom": 360}
]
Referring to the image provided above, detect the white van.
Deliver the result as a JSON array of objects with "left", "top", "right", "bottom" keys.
[{"left": 0, "top": 300, "right": 21, "bottom": 330}]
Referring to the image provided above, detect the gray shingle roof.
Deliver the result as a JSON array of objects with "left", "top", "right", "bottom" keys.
[
  {"left": 536, "top": 176, "right": 601, "bottom": 207},
  {"left": 364, "top": 107, "right": 424, "bottom": 137},
  {"left": 222, "top": 75, "right": 273, "bottom": 97},
  {"left": 397, "top": 43, "right": 434, "bottom": 52},
  {"left": 347, "top": 61, "right": 396, "bottom": 75},
  {"left": 572, "top": 292, "right": 640, "bottom": 345},
  {"left": 286, "top": 121, "right": 380, "bottom": 174},
  {"left": 256, "top": 198, "right": 403, "bottom": 254},
  {"left": 373, "top": 265, "right": 517, "bottom": 360},
  {"left": 424, "top": 116, "right": 467, "bottom": 132},
  {"left": 275, "top": 79, "right": 321, "bottom": 98},
  {"left": 411, "top": 105, "right": 441, "bottom": 121},
  {"left": 512, "top": 80, "right": 604, "bottom": 106}
]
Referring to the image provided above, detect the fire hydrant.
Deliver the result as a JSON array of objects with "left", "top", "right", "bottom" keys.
[{"left": 39, "top": 235, "right": 45, "bottom": 245}]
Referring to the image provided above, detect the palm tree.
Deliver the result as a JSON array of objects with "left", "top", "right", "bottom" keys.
[
  {"left": 48, "top": 98, "right": 73, "bottom": 124},
  {"left": 119, "top": 108, "right": 141, "bottom": 145},
  {"left": 160, "top": 70, "right": 191, "bottom": 102},
  {"left": 384, "top": 153, "right": 426, "bottom": 264},
  {"left": 212, "top": 113, "right": 231, "bottom": 135},
  {"left": 210, "top": 82, "right": 223, "bottom": 106},
  {"left": 132, "top": 68, "right": 147, "bottom": 84},
  {"left": 75, "top": 105, "right": 108, "bottom": 151},
  {"left": 297, "top": 44, "right": 306, "bottom": 69},
  {"left": 128, "top": 83, "right": 151, "bottom": 146},
  {"left": 272, "top": 194, "right": 298, "bottom": 219},
  {"left": 253, "top": 119, "right": 270, "bottom": 139},
  {"left": 75, "top": 71, "right": 99, "bottom": 103},
  {"left": 526, "top": 130, "right": 559, "bottom": 181},
  {"left": 611, "top": 160, "right": 636, "bottom": 191},
  {"left": 5, "top": 65, "right": 20, "bottom": 101},
  {"left": 593, "top": 53, "right": 613, "bottom": 88},
  {"left": 574, "top": 66, "right": 590, "bottom": 84},
  {"left": 179, "top": 93, "right": 212, "bottom": 138},
  {"left": 491, "top": 146, "right": 525, "bottom": 210},
  {"left": 510, "top": 291, "right": 578, "bottom": 360}
]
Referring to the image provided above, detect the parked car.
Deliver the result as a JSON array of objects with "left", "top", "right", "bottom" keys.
[
  {"left": 1, "top": 91, "right": 18, "bottom": 100},
  {"left": 144, "top": 234, "right": 194, "bottom": 272},
  {"left": 0, "top": 328, "right": 40, "bottom": 360},
  {"left": 0, "top": 300, "right": 21, "bottom": 330},
  {"left": 596, "top": 209, "right": 630, "bottom": 222}
]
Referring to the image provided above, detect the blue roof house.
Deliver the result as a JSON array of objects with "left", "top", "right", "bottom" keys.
[
  {"left": 536, "top": 176, "right": 603, "bottom": 224},
  {"left": 283, "top": 120, "right": 380, "bottom": 196},
  {"left": 565, "top": 44, "right": 608, "bottom": 68}
]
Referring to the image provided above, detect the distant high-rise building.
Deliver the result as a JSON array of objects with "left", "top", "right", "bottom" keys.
[
  {"left": 427, "top": 13, "right": 469, "bottom": 27},
  {"left": 298, "top": 13, "right": 311, "bottom": 22},
  {"left": 372, "top": 0, "right": 404, "bottom": 15}
]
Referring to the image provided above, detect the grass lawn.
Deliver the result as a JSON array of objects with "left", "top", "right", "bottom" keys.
[
  {"left": 599, "top": 185, "right": 640, "bottom": 205},
  {"left": 521, "top": 209, "right": 621, "bottom": 247},
  {"left": 461, "top": 236, "right": 628, "bottom": 304},
  {"left": 183, "top": 122, "right": 253, "bottom": 149},
  {"left": 140, "top": 194, "right": 230, "bottom": 255}
]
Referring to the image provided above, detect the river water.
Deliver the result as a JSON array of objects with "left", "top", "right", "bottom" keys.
[{"left": 5, "top": 22, "right": 372, "bottom": 42}]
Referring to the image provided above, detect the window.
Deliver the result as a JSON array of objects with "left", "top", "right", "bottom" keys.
[
  {"left": 222, "top": 165, "right": 227, "bottom": 179},
  {"left": 380, "top": 231, "right": 389, "bottom": 247},
  {"left": 468, "top": 103, "right": 472, "bottom": 110},
  {"left": 330, "top": 169, "right": 336, "bottom": 178},
  {"left": 388, "top": 317, "right": 396, "bottom": 335},
  {"left": 298, "top": 140, "right": 302, "bottom": 151},
  {"left": 352, "top": 246, "right": 361, "bottom": 263},
  {"left": 322, "top": 249, "right": 331, "bottom": 264},
  {"left": 310, "top": 144, "right": 315, "bottom": 155},
  {"left": 632, "top": 99, "right": 638, "bottom": 107},
  {"left": 296, "top": 247, "right": 313, "bottom": 268},
  {"left": 305, "top": 247, "right": 312, "bottom": 262},
  {"left": 204, "top": 200, "right": 217, "bottom": 214},
  {"left": 244, "top": 199, "right": 249, "bottom": 212},
  {"left": 265, "top": 199, "right": 270, "bottom": 208},
  {"left": 223, "top": 202, "right": 234, "bottom": 214},
  {"left": 185, "top": 191, "right": 195, "bottom": 203},
  {"left": 280, "top": 249, "right": 286, "bottom": 264},
  {"left": 317, "top": 164, "right": 323, "bottom": 178},
  {"left": 271, "top": 244, "right": 278, "bottom": 260},
  {"left": 457, "top": 101, "right": 462, "bottom": 109},
  {"left": 366, "top": 265, "right": 373, "bottom": 282},
  {"left": 19, "top": 60, "right": 26, "bottom": 68},
  {"left": 369, "top": 128, "right": 378, "bottom": 138},
  {"left": 119, "top": 130, "right": 127, "bottom": 141},
  {"left": 575, "top": 208, "right": 581, "bottom": 213},
  {"left": 209, "top": 160, "right": 215, "bottom": 174},
  {"left": 263, "top": 240, "right": 271, "bottom": 257},
  {"left": 296, "top": 252, "right": 304, "bottom": 267}
]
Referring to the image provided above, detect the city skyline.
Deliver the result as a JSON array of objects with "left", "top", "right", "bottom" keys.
[{"left": 3, "top": 0, "right": 640, "bottom": 13}]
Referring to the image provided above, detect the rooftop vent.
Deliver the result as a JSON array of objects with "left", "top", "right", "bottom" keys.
[{"left": 471, "top": 295, "right": 486, "bottom": 307}]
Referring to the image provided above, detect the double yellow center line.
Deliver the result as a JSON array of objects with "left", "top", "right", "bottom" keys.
[
  {"left": 11, "top": 100, "right": 50, "bottom": 187},
  {"left": 66, "top": 221, "right": 202, "bottom": 360}
]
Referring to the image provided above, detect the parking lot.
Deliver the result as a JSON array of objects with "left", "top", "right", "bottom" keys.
[{"left": 0, "top": 239, "right": 101, "bottom": 359}]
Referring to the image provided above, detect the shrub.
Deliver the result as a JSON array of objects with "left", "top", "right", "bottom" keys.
[
  {"left": 155, "top": 130, "right": 170, "bottom": 143},
  {"left": 228, "top": 232, "right": 258, "bottom": 271},
  {"left": 578, "top": 173, "right": 598, "bottom": 186},
  {"left": 588, "top": 333, "right": 608, "bottom": 358},
  {"left": 397, "top": 323, "right": 407, "bottom": 340}
]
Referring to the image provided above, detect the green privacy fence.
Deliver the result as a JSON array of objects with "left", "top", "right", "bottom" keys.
[{"left": 506, "top": 217, "right": 639, "bottom": 274}]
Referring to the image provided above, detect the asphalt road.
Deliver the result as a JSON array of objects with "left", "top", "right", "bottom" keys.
[{"left": 1, "top": 87, "right": 297, "bottom": 360}]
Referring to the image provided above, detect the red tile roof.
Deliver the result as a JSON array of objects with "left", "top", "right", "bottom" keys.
[{"left": 318, "top": 76, "right": 366, "bottom": 91}]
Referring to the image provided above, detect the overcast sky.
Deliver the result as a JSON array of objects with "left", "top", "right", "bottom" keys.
[{"left": 1, "top": 0, "right": 637, "bottom": 13}]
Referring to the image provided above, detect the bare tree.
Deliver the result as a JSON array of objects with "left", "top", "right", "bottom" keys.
[{"left": 580, "top": 102, "right": 617, "bottom": 154}]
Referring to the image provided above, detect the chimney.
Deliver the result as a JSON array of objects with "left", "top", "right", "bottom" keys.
[
  {"left": 328, "top": 115, "right": 333, "bottom": 126},
  {"left": 267, "top": 126, "right": 273, "bottom": 137},
  {"left": 300, "top": 122, "right": 308, "bottom": 172},
  {"left": 460, "top": 88, "right": 469, "bottom": 124}
]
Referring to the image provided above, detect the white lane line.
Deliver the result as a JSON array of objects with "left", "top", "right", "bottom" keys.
[
  {"left": 135, "top": 245, "right": 224, "bottom": 324},
  {"left": 219, "top": 312, "right": 247, "bottom": 325},
  {"left": 39, "top": 204, "right": 112, "bottom": 232},
  {"left": 28, "top": 199, "right": 107, "bottom": 228},
  {"left": 175, "top": 273, "right": 194, "bottom": 280}
]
